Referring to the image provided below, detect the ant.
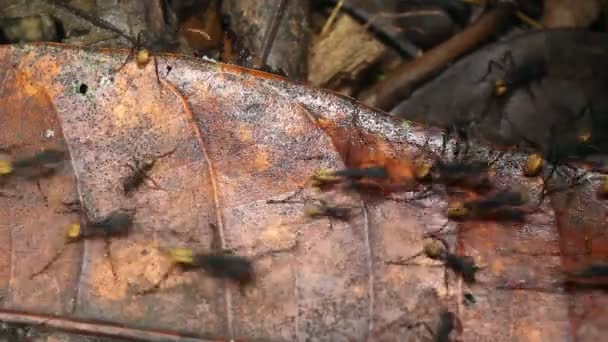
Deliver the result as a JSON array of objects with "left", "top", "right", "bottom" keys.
[
  {"left": 303, "top": 198, "right": 358, "bottom": 229},
  {"left": 478, "top": 49, "right": 545, "bottom": 99},
  {"left": 0, "top": 149, "right": 67, "bottom": 179},
  {"left": 168, "top": 247, "right": 255, "bottom": 290},
  {"left": 508, "top": 106, "right": 596, "bottom": 205},
  {"left": 445, "top": 187, "right": 531, "bottom": 223},
  {"left": 140, "top": 223, "right": 298, "bottom": 296},
  {"left": 123, "top": 147, "right": 176, "bottom": 195},
  {"left": 310, "top": 166, "right": 388, "bottom": 189},
  {"left": 385, "top": 236, "right": 481, "bottom": 292},
  {"left": 48, "top": 0, "right": 181, "bottom": 85},
  {"left": 304, "top": 199, "right": 352, "bottom": 222},
  {"left": 566, "top": 264, "right": 608, "bottom": 278},
  {"left": 30, "top": 210, "right": 134, "bottom": 280},
  {"left": 416, "top": 122, "right": 503, "bottom": 191},
  {"left": 406, "top": 136, "right": 500, "bottom": 204}
]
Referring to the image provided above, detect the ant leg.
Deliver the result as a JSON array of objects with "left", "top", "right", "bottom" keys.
[
  {"left": 30, "top": 246, "right": 66, "bottom": 279},
  {"left": 441, "top": 127, "right": 451, "bottom": 156},
  {"left": 385, "top": 251, "right": 425, "bottom": 266},
  {"left": 405, "top": 321, "right": 435, "bottom": 338},
  {"left": 142, "top": 173, "right": 166, "bottom": 192},
  {"left": 541, "top": 169, "right": 590, "bottom": 203},
  {"left": 423, "top": 221, "right": 451, "bottom": 238},
  {"left": 36, "top": 179, "right": 48, "bottom": 205},
  {"left": 502, "top": 50, "right": 515, "bottom": 70},
  {"left": 135, "top": 264, "right": 175, "bottom": 295},
  {"left": 489, "top": 151, "right": 504, "bottom": 166},
  {"left": 125, "top": 161, "right": 138, "bottom": 172},
  {"left": 115, "top": 48, "right": 134, "bottom": 74},
  {"left": 153, "top": 56, "right": 161, "bottom": 88},
  {"left": 105, "top": 238, "right": 117, "bottom": 279},
  {"left": 477, "top": 59, "right": 505, "bottom": 83},
  {"left": 444, "top": 267, "right": 450, "bottom": 295},
  {"left": 538, "top": 163, "right": 559, "bottom": 206},
  {"left": 155, "top": 147, "right": 178, "bottom": 160},
  {"left": 266, "top": 186, "right": 305, "bottom": 204}
]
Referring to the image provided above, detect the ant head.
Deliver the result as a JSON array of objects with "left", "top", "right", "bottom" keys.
[
  {"left": 0, "top": 159, "right": 12, "bottom": 175},
  {"left": 65, "top": 223, "right": 82, "bottom": 241},
  {"left": 136, "top": 49, "right": 151, "bottom": 67},
  {"left": 423, "top": 240, "right": 445, "bottom": 259},
  {"left": 523, "top": 153, "right": 543, "bottom": 177},
  {"left": 577, "top": 127, "right": 592, "bottom": 144},
  {"left": 303, "top": 201, "right": 324, "bottom": 218},
  {"left": 168, "top": 247, "right": 194, "bottom": 264},
  {"left": 414, "top": 161, "right": 433, "bottom": 181},
  {"left": 139, "top": 158, "right": 156, "bottom": 169},
  {"left": 310, "top": 168, "right": 340, "bottom": 188},
  {"left": 493, "top": 80, "right": 508, "bottom": 96},
  {"left": 447, "top": 202, "right": 469, "bottom": 219}
]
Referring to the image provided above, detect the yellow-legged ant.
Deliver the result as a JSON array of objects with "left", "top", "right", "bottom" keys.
[
  {"left": 30, "top": 210, "right": 134, "bottom": 280},
  {"left": 386, "top": 235, "right": 481, "bottom": 293},
  {"left": 122, "top": 147, "right": 176, "bottom": 195},
  {"left": 48, "top": 0, "right": 181, "bottom": 85},
  {"left": 168, "top": 247, "right": 255, "bottom": 290},
  {"left": 507, "top": 106, "right": 597, "bottom": 205},
  {"left": 310, "top": 166, "right": 388, "bottom": 190},
  {"left": 0, "top": 149, "right": 67, "bottom": 180},
  {"left": 444, "top": 187, "right": 531, "bottom": 223}
]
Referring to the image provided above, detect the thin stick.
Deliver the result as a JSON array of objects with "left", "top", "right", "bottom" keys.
[
  {"left": 321, "top": 0, "right": 344, "bottom": 37},
  {"left": 260, "top": 0, "right": 289, "bottom": 66},
  {"left": 47, "top": 0, "right": 136, "bottom": 44}
]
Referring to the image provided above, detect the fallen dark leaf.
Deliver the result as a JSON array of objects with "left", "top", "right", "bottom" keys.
[{"left": 0, "top": 42, "right": 606, "bottom": 341}]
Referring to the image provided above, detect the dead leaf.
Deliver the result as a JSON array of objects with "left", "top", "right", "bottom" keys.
[{"left": 0, "top": 43, "right": 606, "bottom": 341}]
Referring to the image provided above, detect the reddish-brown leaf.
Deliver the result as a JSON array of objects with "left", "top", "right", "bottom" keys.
[{"left": 0, "top": 43, "right": 606, "bottom": 341}]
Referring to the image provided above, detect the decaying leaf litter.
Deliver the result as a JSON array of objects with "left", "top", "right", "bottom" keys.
[{"left": 0, "top": 0, "right": 605, "bottom": 340}]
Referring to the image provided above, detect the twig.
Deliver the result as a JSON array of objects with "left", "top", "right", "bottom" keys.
[
  {"left": 327, "top": 0, "right": 421, "bottom": 58},
  {"left": 260, "top": 0, "right": 289, "bottom": 67},
  {"left": 321, "top": 0, "right": 344, "bottom": 37},
  {"left": 46, "top": 0, "right": 136, "bottom": 44},
  {"left": 360, "top": 2, "right": 516, "bottom": 111}
]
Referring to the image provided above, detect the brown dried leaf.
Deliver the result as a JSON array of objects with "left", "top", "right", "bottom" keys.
[{"left": 0, "top": 44, "right": 606, "bottom": 341}]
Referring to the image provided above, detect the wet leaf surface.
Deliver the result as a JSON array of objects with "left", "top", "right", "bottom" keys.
[{"left": 0, "top": 43, "right": 607, "bottom": 341}]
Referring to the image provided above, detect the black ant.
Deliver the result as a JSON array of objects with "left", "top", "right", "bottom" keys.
[
  {"left": 168, "top": 247, "right": 255, "bottom": 289},
  {"left": 407, "top": 146, "right": 499, "bottom": 205},
  {"left": 0, "top": 149, "right": 67, "bottom": 180},
  {"left": 140, "top": 223, "right": 299, "bottom": 296},
  {"left": 304, "top": 199, "right": 353, "bottom": 222},
  {"left": 412, "top": 124, "right": 502, "bottom": 194},
  {"left": 66, "top": 210, "right": 133, "bottom": 240},
  {"left": 566, "top": 264, "right": 608, "bottom": 278},
  {"left": 386, "top": 236, "right": 481, "bottom": 292},
  {"left": 30, "top": 210, "right": 134, "bottom": 280},
  {"left": 123, "top": 148, "right": 176, "bottom": 195},
  {"left": 445, "top": 187, "right": 531, "bottom": 222},
  {"left": 310, "top": 166, "right": 388, "bottom": 189},
  {"left": 303, "top": 199, "right": 358, "bottom": 229},
  {"left": 478, "top": 50, "right": 545, "bottom": 99},
  {"left": 507, "top": 106, "right": 596, "bottom": 205},
  {"left": 48, "top": 0, "right": 181, "bottom": 85}
]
